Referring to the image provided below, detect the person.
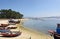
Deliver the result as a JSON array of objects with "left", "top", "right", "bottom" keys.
[
  {"left": 54, "top": 24, "right": 60, "bottom": 39},
  {"left": 56, "top": 24, "right": 60, "bottom": 34}
]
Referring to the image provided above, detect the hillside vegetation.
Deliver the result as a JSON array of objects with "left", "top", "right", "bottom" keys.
[{"left": 0, "top": 9, "right": 23, "bottom": 19}]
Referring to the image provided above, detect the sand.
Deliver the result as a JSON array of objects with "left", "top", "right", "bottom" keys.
[{"left": 0, "top": 19, "right": 54, "bottom": 39}]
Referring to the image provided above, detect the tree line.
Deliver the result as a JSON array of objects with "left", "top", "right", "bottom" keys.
[{"left": 0, "top": 9, "right": 23, "bottom": 19}]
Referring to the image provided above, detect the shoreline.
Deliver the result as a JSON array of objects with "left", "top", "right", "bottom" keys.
[
  {"left": 17, "top": 24, "right": 53, "bottom": 39},
  {"left": 20, "top": 19, "right": 50, "bottom": 35},
  {"left": 20, "top": 25, "right": 46, "bottom": 35}
]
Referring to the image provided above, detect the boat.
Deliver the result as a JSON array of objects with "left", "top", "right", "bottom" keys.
[
  {"left": 9, "top": 19, "right": 20, "bottom": 24},
  {"left": 48, "top": 24, "right": 60, "bottom": 39},
  {"left": 48, "top": 24, "right": 60, "bottom": 35},
  {"left": 7, "top": 27, "right": 17, "bottom": 29},
  {"left": 1, "top": 31, "right": 21, "bottom": 37},
  {"left": 8, "top": 23, "right": 16, "bottom": 25},
  {"left": 0, "top": 24, "right": 9, "bottom": 27},
  {"left": 7, "top": 25, "right": 17, "bottom": 29},
  {"left": 48, "top": 30, "right": 55, "bottom": 36},
  {"left": 0, "top": 29, "right": 10, "bottom": 33}
]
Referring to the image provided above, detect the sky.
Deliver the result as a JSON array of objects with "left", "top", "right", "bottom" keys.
[{"left": 0, "top": 0, "right": 60, "bottom": 17}]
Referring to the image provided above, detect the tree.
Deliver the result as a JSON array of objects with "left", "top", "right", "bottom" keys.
[{"left": 0, "top": 9, "right": 23, "bottom": 19}]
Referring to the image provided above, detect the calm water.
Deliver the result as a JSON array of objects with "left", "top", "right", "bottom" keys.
[{"left": 23, "top": 19, "right": 60, "bottom": 34}]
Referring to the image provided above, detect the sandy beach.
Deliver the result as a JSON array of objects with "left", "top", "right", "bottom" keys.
[{"left": 0, "top": 19, "right": 54, "bottom": 39}]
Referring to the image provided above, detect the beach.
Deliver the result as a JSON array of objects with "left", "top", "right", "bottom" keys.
[{"left": 0, "top": 19, "right": 54, "bottom": 39}]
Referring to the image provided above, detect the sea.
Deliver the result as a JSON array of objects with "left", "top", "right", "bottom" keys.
[{"left": 22, "top": 18, "right": 60, "bottom": 34}]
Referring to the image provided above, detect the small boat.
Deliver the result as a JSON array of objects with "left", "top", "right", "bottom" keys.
[
  {"left": 1, "top": 31, "right": 21, "bottom": 37},
  {"left": 48, "top": 30, "right": 55, "bottom": 34},
  {"left": 7, "top": 25, "right": 17, "bottom": 29},
  {"left": 0, "top": 24, "right": 9, "bottom": 27},
  {"left": 48, "top": 30, "right": 55, "bottom": 36},
  {"left": 7, "top": 27, "right": 17, "bottom": 29},
  {"left": 48, "top": 24, "right": 60, "bottom": 39},
  {"left": 9, "top": 19, "right": 20, "bottom": 24},
  {"left": 0, "top": 29, "right": 10, "bottom": 33},
  {"left": 8, "top": 23, "right": 16, "bottom": 25}
]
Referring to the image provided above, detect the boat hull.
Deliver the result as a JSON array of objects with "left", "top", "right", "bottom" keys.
[{"left": 1, "top": 31, "right": 21, "bottom": 37}]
